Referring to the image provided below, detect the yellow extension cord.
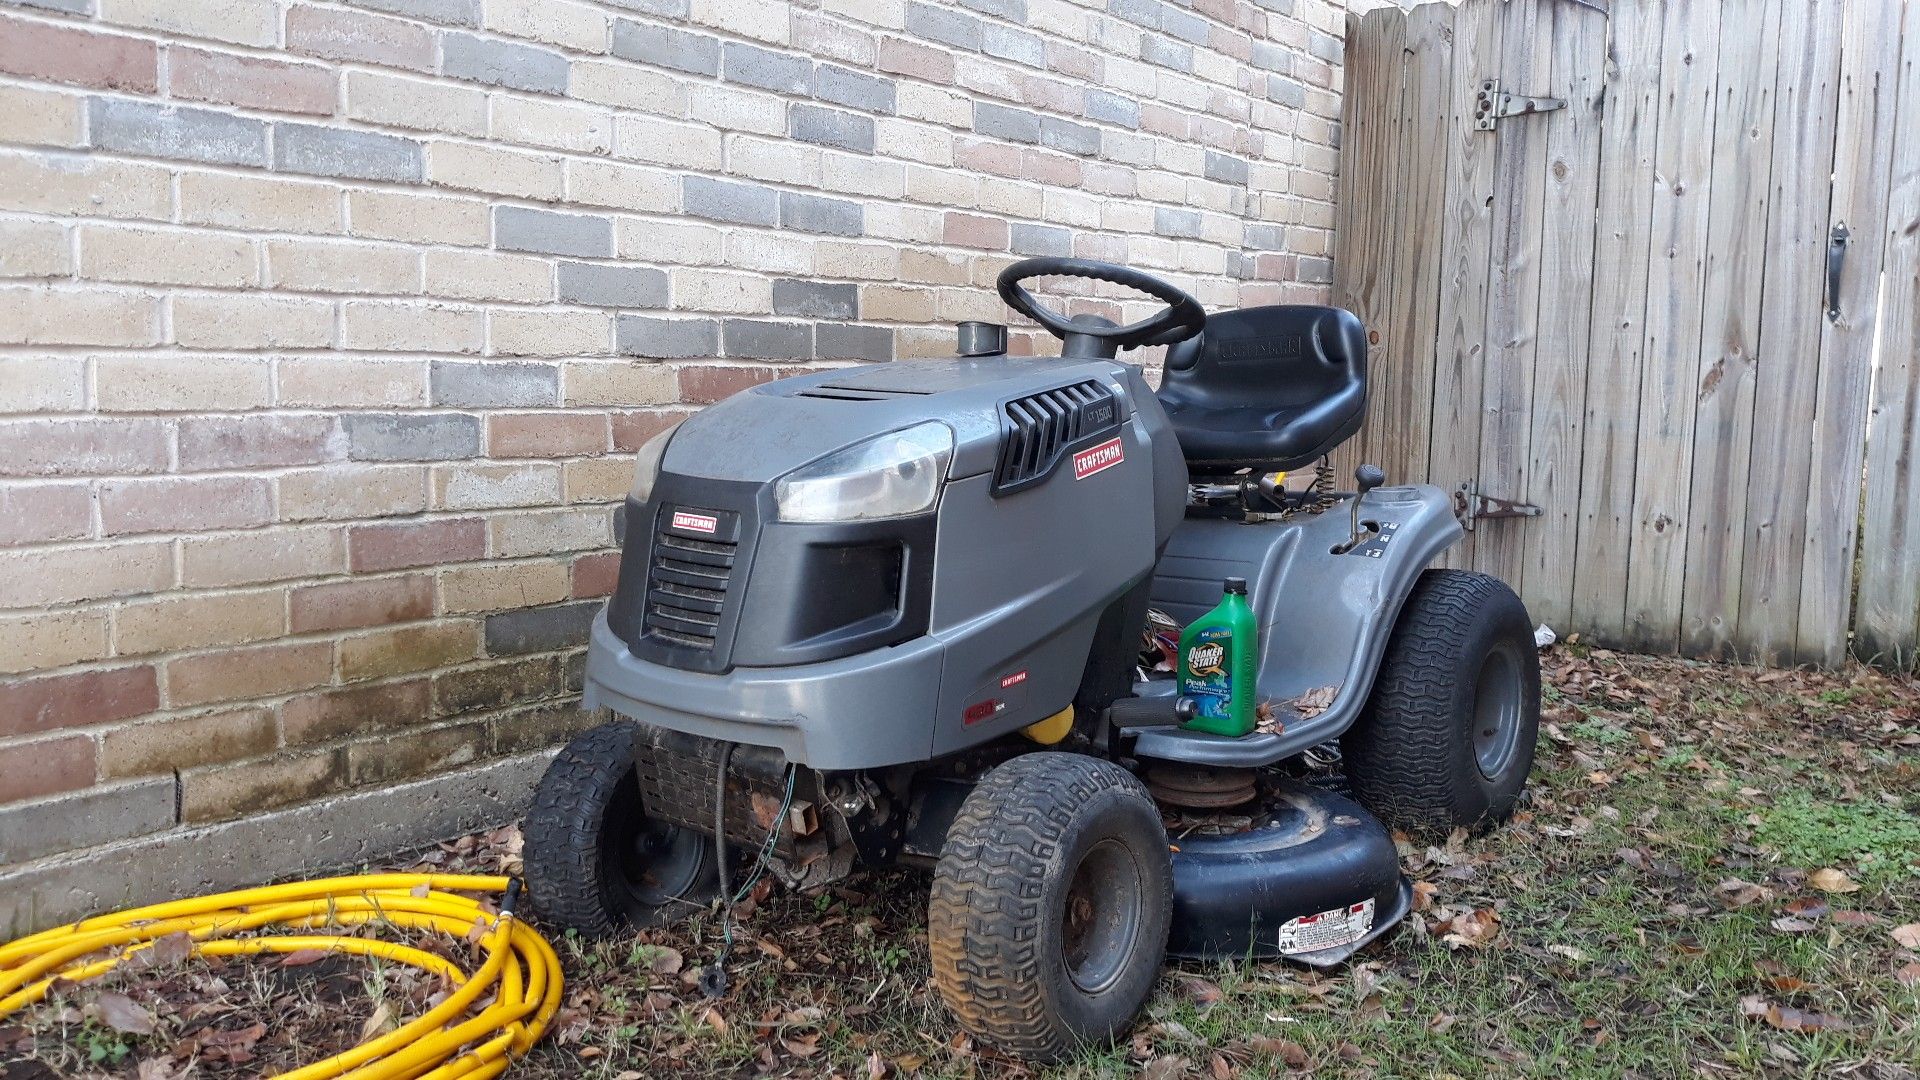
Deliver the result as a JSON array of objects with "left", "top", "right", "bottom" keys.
[{"left": 0, "top": 874, "right": 563, "bottom": 1080}]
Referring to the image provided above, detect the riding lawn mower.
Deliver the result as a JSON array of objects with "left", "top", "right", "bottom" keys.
[{"left": 520, "top": 256, "right": 1541, "bottom": 1062}]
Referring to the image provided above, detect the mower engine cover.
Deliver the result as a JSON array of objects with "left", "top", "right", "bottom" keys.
[{"left": 584, "top": 355, "right": 1188, "bottom": 771}]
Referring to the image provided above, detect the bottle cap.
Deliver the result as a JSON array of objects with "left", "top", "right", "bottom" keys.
[{"left": 1224, "top": 576, "right": 1247, "bottom": 595}]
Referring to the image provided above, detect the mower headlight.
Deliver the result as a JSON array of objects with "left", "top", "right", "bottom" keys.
[
  {"left": 628, "top": 420, "right": 682, "bottom": 504},
  {"left": 773, "top": 421, "right": 954, "bottom": 523}
]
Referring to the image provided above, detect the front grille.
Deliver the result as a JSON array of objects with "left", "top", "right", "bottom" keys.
[
  {"left": 644, "top": 526, "right": 737, "bottom": 650},
  {"left": 993, "top": 380, "right": 1121, "bottom": 494}
]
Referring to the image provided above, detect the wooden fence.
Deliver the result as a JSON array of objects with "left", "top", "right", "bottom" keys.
[{"left": 1332, "top": 0, "right": 1920, "bottom": 668}]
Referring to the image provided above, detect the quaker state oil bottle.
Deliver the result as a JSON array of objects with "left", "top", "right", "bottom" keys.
[{"left": 1176, "top": 577, "right": 1258, "bottom": 737}]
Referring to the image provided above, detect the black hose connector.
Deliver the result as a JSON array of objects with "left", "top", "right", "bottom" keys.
[{"left": 501, "top": 878, "right": 523, "bottom": 918}]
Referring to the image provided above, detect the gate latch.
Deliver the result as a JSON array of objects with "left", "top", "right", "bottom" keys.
[
  {"left": 1453, "top": 480, "right": 1542, "bottom": 530},
  {"left": 1474, "top": 80, "right": 1565, "bottom": 130}
]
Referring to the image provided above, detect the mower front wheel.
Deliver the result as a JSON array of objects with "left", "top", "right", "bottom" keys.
[
  {"left": 522, "top": 721, "right": 718, "bottom": 936},
  {"left": 928, "top": 752, "right": 1172, "bottom": 1063}
]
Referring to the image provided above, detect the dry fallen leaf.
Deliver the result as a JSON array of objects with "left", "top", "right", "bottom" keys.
[
  {"left": 358, "top": 1003, "right": 394, "bottom": 1045},
  {"left": 1896, "top": 962, "right": 1920, "bottom": 988},
  {"left": 279, "top": 948, "right": 330, "bottom": 967},
  {"left": 1891, "top": 923, "right": 1920, "bottom": 949},
  {"left": 94, "top": 992, "right": 154, "bottom": 1036},
  {"left": 1180, "top": 976, "right": 1224, "bottom": 1008},
  {"left": 1247, "top": 1035, "right": 1310, "bottom": 1068},
  {"left": 1439, "top": 908, "right": 1501, "bottom": 949},
  {"left": 1142, "top": 1055, "right": 1189, "bottom": 1080},
  {"left": 1808, "top": 868, "right": 1859, "bottom": 894}
]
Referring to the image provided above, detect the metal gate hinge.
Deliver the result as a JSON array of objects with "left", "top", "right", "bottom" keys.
[
  {"left": 1453, "top": 481, "right": 1542, "bottom": 530},
  {"left": 1474, "top": 80, "right": 1565, "bottom": 130}
]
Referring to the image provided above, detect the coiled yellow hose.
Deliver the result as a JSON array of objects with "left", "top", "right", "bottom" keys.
[{"left": 0, "top": 874, "right": 563, "bottom": 1080}]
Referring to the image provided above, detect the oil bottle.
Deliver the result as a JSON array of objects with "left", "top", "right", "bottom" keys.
[{"left": 1176, "top": 577, "right": 1258, "bottom": 737}]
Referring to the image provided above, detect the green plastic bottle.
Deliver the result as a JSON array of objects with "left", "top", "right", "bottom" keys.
[{"left": 1176, "top": 577, "right": 1259, "bottom": 737}]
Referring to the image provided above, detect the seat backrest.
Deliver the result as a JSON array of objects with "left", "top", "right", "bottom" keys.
[{"left": 1159, "top": 305, "right": 1367, "bottom": 410}]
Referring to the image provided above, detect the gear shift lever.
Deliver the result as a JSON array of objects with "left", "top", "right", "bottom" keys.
[{"left": 1349, "top": 464, "right": 1385, "bottom": 548}]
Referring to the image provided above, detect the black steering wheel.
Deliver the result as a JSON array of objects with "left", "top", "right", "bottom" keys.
[{"left": 996, "top": 257, "right": 1207, "bottom": 358}]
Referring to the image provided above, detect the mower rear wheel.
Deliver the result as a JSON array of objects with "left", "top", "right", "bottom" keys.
[
  {"left": 522, "top": 721, "right": 718, "bottom": 936},
  {"left": 1342, "top": 569, "right": 1540, "bottom": 836},
  {"left": 928, "top": 753, "right": 1172, "bottom": 1063}
]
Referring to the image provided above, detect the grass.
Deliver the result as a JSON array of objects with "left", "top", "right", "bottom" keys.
[{"left": 5, "top": 650, "right": 1917, "bottom": 1079}]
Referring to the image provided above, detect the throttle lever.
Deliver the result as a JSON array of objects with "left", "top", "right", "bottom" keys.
[{"left": 1349, "top": 464, "right": 1385, "bottom": 549}]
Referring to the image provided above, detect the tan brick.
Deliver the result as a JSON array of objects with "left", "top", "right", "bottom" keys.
[
  {"left": 338, "top": 620, "right": 480, "bottom": 682},
  {"left": 612, "top": 114, "right": 723, "bottom": 170},
  {"left": 0, "top": 219, "right": 71, "bottom": 279},
  {"left": 563, "top": 457, "right": 631, "bottom": 504},
  {"left": 489, "top": 310, "right": 611, "bottom": 358},
  {"left": 286, "top": 5, "right": 434, "bottom": 72},
  {"left": 101, "top": 0, "right": 279, "bottom": 47},
  {"left": 432, "top": 461, "right": 562, "bottom": 511},
  {"left": 0, "top": 481, "right": 93, "bottom": 547},
  {"left": 282, "top": 677, "right": 429, "bottom": 744},
  {"left": 566, "top": 159, "right": 679, "bottom": 214},
  {"left": 349, "top": 517, "right": 487, "bottom": 573},
  {"left": 80, "top": 225, "right": 257, "bottom": 288},
  {"left": 439, "top": 559, "right": 570, "bottom": 615},
  {"left": 345, "top": 71, "right": 487, "bottom": 137},
  {"left": 0, "top": 417, "right": 169, "bottom": 478},
  {"left": 570, "top": 550, "right": 621, "bottom": 597},
  {"left": 170, "top": 46, "right": 337, "bottom": 115},
  {"left": 431, "top": 654, "right": 563, "bottom": 717},
  {"left": 861, "top": 285, "right": 937, "bottom": 323},
  {"left": 0, "top": 664, "right": 159, "bottom": 740},
  {"left": 348, "top": 190, "right": 490, "bottom": 246},
  {"left": 113, "top": 588, "right": 284, "bottom": 657},
  {"left": 492, "top": 96, "right": 613, "bottom": 155},
  {"left": 489, "top": 507, "right": 610, "bottom": 559},
  {"left": 571, "top": 59, "right": 687, "bottom": 114},
  {"left": 0, "top": 357, "right": 84, "bottom": 413},
  {"left": 0, "top": 542, "right": 173, "bottom": 608},
  {"left": 815, "top": 241, "right": 898, "bottom": 280},
  {"left": 348, "top": 718, "right": 488, "bottom": 785},
  {"left": 0, "top": 83, "right": 85, "bottom": 148},
  {"left": 671, "top": 269, "right": 772, "bottom": 314},
  {"left": 289, "top": 573, "right": 433, "bottom": 634},
  {"left": 180, "top": 747, "right": 348, "bottom": 823},
  {"left": 0, "top": 13, "right": 158, "bottom": 92},
  {"left": 278, "top": 358, "right": 429, "bottom": 409},
  {"left": 267, "top": 238, "right": 420, "bottom": 295},
  {"left": 95, "top": 356, "right": 272, "bottom": 412},
  {"left": 490, "top": 699, "right": 599, "bottom": 755},
  {"left": 615, "top": 219, "right": 723, "bottom": 263},
  {"left": 0, "top": 286, "right": 160, "bottom": 347},
  {"left": 561, "top": 362, "right": 678, "bottom": 407},
  {"left": 487, "top": 412, "right": 609, "bottom": 458},
  {"left": 174, "top": 293, "right": 335, "bottom": 351},
  {"left": 0, "top": 152, "right": 170, "bottom": 221},
  {"left": 427, "top": 141, "right": 564, "bottom": 201},
  {"left": 164, "top": 642, "right": 333, "bottom": 709},
  {"left": 725, "top": 231, "right": 813, "bottom": 275},
  {"left": 280, "top": 464, "right": 430, "bottom": 521},
  {"left": 0, "top": 733, "right": 95, "bottom": 803},
  {"left": 102, "top": 706, "right": 278, "bottom": 778},
  {"left": 179, "top": 171, "right": 343, "bottom": 234},
  {"left": 0, "top": 610, "right": 111, "bottom": 675},
  {"left": 342, "top": 301, "right": 485, "bottom": 354},
  {"left": 689, "top": 0, "right": 786, "bottom": 44},
  {"left": 483, "top": 0, "right": 608, "bottom": 53},
  {"left": 425, "top": 250, "right": 552, "bottom": 303},
  {"left": 179, "top": 526, "right": 347, "bottom": 588}
]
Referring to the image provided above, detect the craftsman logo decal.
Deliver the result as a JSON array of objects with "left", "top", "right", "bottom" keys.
[
  {"left": 1275, "top": 898, "right": 1376, "bottom": 955},
  {"left": 1000, "top": 670, "right": 1028, "bottom": 689},
  {"left": 1072, "top": 437, "right": 1125, "bottom": 480},
  {"left": 670, "top": 510, "right": 718, "bottom": 534}
]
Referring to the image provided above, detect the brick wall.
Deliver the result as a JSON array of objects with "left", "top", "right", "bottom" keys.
[{"left": 0, "top": 0, "right": 1359, "bottom": 872}]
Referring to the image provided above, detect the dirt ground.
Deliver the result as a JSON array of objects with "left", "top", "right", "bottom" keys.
[{"left": 5, "top": 646, "right": 1918, "bottom": 1080}]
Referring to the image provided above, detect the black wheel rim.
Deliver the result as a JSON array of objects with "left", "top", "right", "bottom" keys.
[
  {"left": 1471, "top": 640, "right": 1525, "bottom": 780},
  {"left": 599, "top": 771, "right": 707, "bottom": 921},
  {"left": 1059, "top": 838, "right": 1145, "bottom": 995}
]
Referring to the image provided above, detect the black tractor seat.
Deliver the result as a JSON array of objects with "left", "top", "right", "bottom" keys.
[{"left": 1156, "top": 305, "right": 1368, "bottom": 474}]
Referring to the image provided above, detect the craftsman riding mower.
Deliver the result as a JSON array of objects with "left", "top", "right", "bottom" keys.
[{"left": 521, "top": 257, "right": 1540, "bottom": 1061}]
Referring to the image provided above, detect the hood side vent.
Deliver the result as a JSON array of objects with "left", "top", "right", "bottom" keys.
[{"left": 992, "top": 380, "right": 1121, "bottom": 495}]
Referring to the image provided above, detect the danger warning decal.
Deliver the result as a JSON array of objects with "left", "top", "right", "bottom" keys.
[
  {"left": 1072, "top": 436, "right": 1125, "bottom": 480},
  {"left": 1275, "top": 898, "right": 1375, "bottom": 955},
  {"left": 670, "top": 510, "right": 718, "bottom": 534}
]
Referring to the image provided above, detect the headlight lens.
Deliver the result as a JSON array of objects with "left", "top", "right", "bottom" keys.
[
  {"left": 628, "top": 420, "right": 682, "bottom": 503},
  {"left": 773, "top": 422, "right": 954, "bottom": 523}
]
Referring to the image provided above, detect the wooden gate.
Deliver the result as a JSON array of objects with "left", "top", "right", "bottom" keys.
[{"left": 1333, "top": 0, "right": 1920, "bottom": 668}]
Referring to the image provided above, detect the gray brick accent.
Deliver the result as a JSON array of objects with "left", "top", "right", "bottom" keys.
[
  {"left": 974, "top": 102, "right": 1041, "bottom": 144},
  {"left": 1011, "top": 222, "right": 1072, "bottom": 258},
  {"left": 1107, "top": 0, "right": 1165, "bottom": 30},
  {"left": 88, "top": 99, "right": 267, "bottom": 167},
  {"left": 442, "top": 33, "right": 569, "bottom": 95},
  {"left": 1251, "top": 42, "right": 1294, "bottom": 74},
  {"left": 7, "top": 0, "right": 91, "bottom": 13},
  {"left": 779, "top": 191, "right": 862, "bottom": 237},
  {"left": 1154, "top": 206, "right": 1203, "bottom": 239},
  {"left": 275, "top": 124, "right": 424, "bottom": 182},
  {"left": 1085, "top": 90, "right": 1139, "bottom": 129},
  {"left": 1308, "top": 30, "right": 1343, "bottom": 65},
  {"left": 429, "top": 361, "right": 559, "bottom": 408},
  {"left": 723, "top": 319, "right": 812, "bottom": 360},
  {"left": 683, "top": 176, "right": 778, "bottom": 226},
  {"left": 772, "top": 279, "right": 856, "bottom": 319},
  {"left": 494, "top": 206, "right": 613, "bottom": 258},
  {"left": 1267, "top": 75, "right": 1306, "bottom": 109},
  {"left": 722, "top": 42, "right": 813, "bottom": 94},
  {"left": 1205, "top": 151, "right": 1250, "bottom": 186},
  {"left": 610, "top": 19, "right": 719, "bottom": 76},
  {"left": 343, "top": 413, "right": 482, "bottom": 461},
  {"left": 814, "top": 65, "right": 896, "bottom": 114},
  {"left": 1161, "top": 7, "right": 1212, "bottom": 45},
  {"left": 981, "top": 24, "right": 1045, "bottom": 66},
  {"left": 1252, "top": 0, "right": 1295, "bottom": 11},
  {"left": 616, "top": 315, "right": 720, "bottom": 359},
  {"left": 1299, "top": 256, "right": 1332, "bottom": 283},
  {"left": 960, "top": 0, "right": 1026, "bottom": 19},
  {"left": 355, "top": 0, "right": 478, "bottom": 27},
  {"left": 1040, "top": 116, "right": 1100, "bottom": 156},
  {"left": 485, "top": 600, "right": 601, "bottom": 655},
  {"left": 791, "top": 104, "right": 875, "bottom": 153},
  {"left": 904, "top": 2, "right": 982, "bottom": 51},
  {"left": 0, "top": 778, "right": 173, "bottom": 865},
  {"left": 816, "top": 323, "right": 893, "bottom": 362},
  {"left": 557, "top": 263, "right": 670, "bottom": 309},
  {"left": 1141, "top": 36, "right": 1194, "bottom": 72},
  {"left": 1244, "top": 223, "right": 1286, "bottom": 251}
]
